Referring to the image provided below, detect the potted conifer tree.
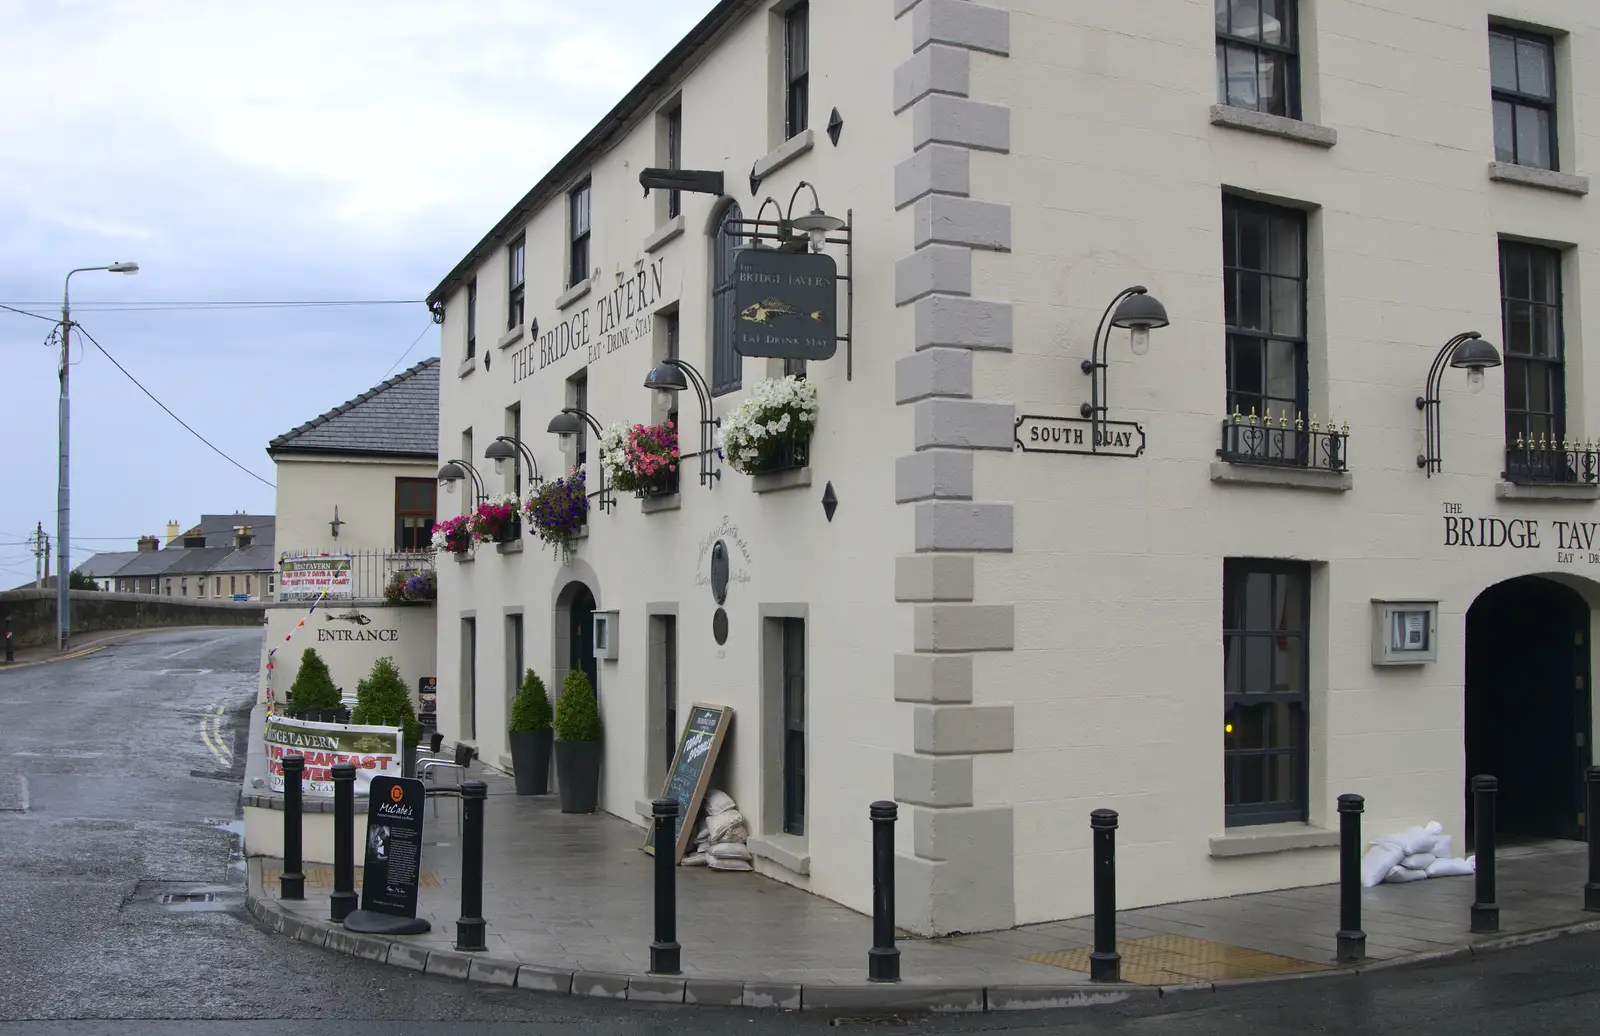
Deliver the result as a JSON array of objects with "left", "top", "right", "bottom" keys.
[
  {"left": 508, "top": 669, "right": 553, "bottom": 796},
  {"left": 350, "top": 656, "right": 421, "bottom": 776},
  {"left": 286, "top": 648, "right": 341, "bottom": 721},
  {"left": 553, "top": 669, "right": 602, "bottom": 813}
]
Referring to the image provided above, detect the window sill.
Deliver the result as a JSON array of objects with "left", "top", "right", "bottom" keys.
[
  {"left": 641, "top": 493, "right": 682, "bottom": 514},
  {"left": 450, "top": 551, "right": 475, "bottom": 563},
  {"left": 1210, "top": 461, "right": 1352, "bottom": 493},
  {"left": 1496, "top": 480, "right": 1600, "bottom": 501},
  {"left": 1209, "top": 823, "right": 1338, "bottom": 858},
  {"left": 748, "top": 833, "right": 811, "bottom": 875},
  {"left": 556, "top": 279, "right": 591, "bottom": 312},
  {"left": 1210, "top": 104, "right": 1337, "bottom": 148},
  {"left": 1488, "top": 162, "right": 1590, "bottom": 197},
  {"left": 456, "top": 355, "right": 478, "bottom": 379},
  {"left": 644, "top": 215, "right": 685, "bottom": 254},
  {"left": 754, "top": 129, "right": 815, "bottom": 182},
  {"left": 494, "top": 539, "right": 524, "bottom": 554},
  {"left": 497, "top": 325, "right": 525, "bottom": 350},
  {"left": 751, "top": 467, "right": 813, "bottom": 494}
]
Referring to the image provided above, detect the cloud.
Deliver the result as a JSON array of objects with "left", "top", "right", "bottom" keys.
[{"left": 0, "top": 0, "right": 714, "bottom": 561}]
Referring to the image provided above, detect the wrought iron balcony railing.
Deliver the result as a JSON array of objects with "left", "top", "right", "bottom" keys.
[
  {"left": 1504, "top": 436, "right": 1600, "bottom": 485},
  {"left": 1218, "top": 409, "right": 1348, "bottom": 473}
]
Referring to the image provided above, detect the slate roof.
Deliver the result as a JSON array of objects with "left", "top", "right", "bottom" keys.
[
  {"left": 113, "top": 548, "right": 203, "bottom": 579},
  {"left": 207, "top": 544, "right": 277, "bottom": 573},
  {"left": 175, "top": 514, "right": 275, "bottom": 548},
  {"left": 267, "top": 357, "right": 439, "bottom": 458},
  {"left": 75, "top": 551, "right": 139, "bottom": 578}
]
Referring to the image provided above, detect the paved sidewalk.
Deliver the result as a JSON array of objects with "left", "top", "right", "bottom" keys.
[{"left": 248, "top": 770, "right": 1600, "bottom": 1010}]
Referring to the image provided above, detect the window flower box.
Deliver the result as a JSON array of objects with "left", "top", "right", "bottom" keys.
[
  {"left": 526, "top": 469, "right": 590, "bottom": 563},
  {"left": 470, "top": 494, "right": 522, "bottom": 544},
  {"left": 430, "top": 515, "right": 474, "bottom": 555},
  {"left": 722, "top": 375, "right": 818, "bottom": 476},
  {"left": 600, "top": 420, "right": 681, "bottom": 498}
]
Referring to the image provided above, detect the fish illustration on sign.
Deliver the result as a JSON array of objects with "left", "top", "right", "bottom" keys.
[
  {"left": 739, "top": 297, "right": 826, "bottom": 325},
  {"left": 326, "top": 611, "right": 373, "bottom": 626}
]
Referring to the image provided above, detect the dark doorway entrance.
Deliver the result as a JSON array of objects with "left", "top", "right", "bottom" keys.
[
  {"left": 567, "top": 583, "right": 599, "bottom": 699},
  {"left": 1465, "top": 576, "right": 1591, "bottom": 841}
]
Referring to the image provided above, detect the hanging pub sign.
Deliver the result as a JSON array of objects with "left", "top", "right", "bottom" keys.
[
  {"left": 1014, "top": 415, "right": 1146, "bottom": 458},
  {"left": 730, "top": 249, "right": 837, "bottom": 360}
]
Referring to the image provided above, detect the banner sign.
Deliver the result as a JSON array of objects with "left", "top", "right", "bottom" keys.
[
  {"left": 362, "top": 776, "right": 426, "bottom": 919},
  {"left": 730, "top": 250, "right": 838, "bottom": 360},
  {"left": 279, "top": 555, "right": 353, "bottom": 601},
  {"left": 264, "top": 715, "right": 403, "bottom": 796}
]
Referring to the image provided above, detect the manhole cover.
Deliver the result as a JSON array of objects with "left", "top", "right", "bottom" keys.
[
  {"left": 159, "top": 892, "right": 216, "bottom": 905},
  {"left": 122, "top": 881, "right": 242, "bottom": 914},
  {"left": 830, "top": 1018, "right": 911, "bottom": 1027}
]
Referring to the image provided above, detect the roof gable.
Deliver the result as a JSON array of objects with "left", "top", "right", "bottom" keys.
[{"left": 268, "top": 357, "right": 439, "bottom": 458}]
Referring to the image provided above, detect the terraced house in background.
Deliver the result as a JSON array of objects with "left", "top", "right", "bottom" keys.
[{"left": 425, "top": 0, "right": 1597, "bottom": 936}]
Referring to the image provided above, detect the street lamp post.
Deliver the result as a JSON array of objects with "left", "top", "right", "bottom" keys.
[{"left": 58, "top": 261, "right": 138, "bottom": 652}]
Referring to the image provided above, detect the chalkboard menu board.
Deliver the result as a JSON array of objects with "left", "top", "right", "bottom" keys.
[
  {"left": 644, "top": 703, "right": 732, "bottom": 862},
  {"left": 343, "top": 774, "right": 431, "bottom": 935}
]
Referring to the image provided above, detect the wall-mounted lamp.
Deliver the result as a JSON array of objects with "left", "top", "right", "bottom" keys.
[
  {"left": 437, "top": 458, "right": 487, "bottom": 505},
  {"left": 750, "top": 181, "right": 846, "bottom": 254},
  {"left": 328, "top": 505, "right": 345, "bottom": 540},
  {"left": 484, "top": 435, "right": 542, "bottom": 488},
  {"left": 644, "top": 358, "right": 720, "bottom": 488},
  {"left": 1416, "top": 332, "right": 1502, "bottom": 476},
  {"left": 1079, "top": 286, "right": 1170, "bottom": 439},
  {"left": 547, "top": 407, "right": 612, "bottom": 512}
]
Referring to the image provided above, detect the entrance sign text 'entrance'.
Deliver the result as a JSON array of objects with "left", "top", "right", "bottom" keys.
[{"left": 730, "top": 250, "right": 837, "bottom": 360}]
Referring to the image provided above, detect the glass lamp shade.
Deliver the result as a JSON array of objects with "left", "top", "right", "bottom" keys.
[
  {"left": 643, "top": 363, "right": 688, "bottom": 393},
  {"left": 547, "top": 411, "right": 585, "bottom": 437}
]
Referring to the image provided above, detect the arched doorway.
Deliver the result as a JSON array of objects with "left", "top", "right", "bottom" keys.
[
  {"left": 1465, "top": 576, "right": 1591, "bottom": 841},
  {"left": 555, "top": 580, "right": 599, "bottom": 700}
]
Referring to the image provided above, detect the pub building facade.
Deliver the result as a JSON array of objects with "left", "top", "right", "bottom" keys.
[{"left": 427, "top": 0, "right": 1598, "bottom": 935}]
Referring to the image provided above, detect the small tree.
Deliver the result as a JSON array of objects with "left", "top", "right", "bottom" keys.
[
  {"left": 553, "top": 669, "right": 602, "bottom": 742},
  {"left": 350, "top": 656, "right": 421, "bottom": 750},
  {"left": 68, "top": 570, "right": 99, "bottom": 591},
  {"left": 510, "top": 669, "right": 552, "bottom": 732},
  {"left": 286, "top": 648, "right": 340, "bottom": 717}
]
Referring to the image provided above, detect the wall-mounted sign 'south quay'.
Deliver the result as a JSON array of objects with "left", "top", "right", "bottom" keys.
[
  {"left": 1014, "top": 415, "right": 1146, "bottom": 458},
  {"left": 730, "top": 249, "right": 838, "bottom": 360},
  {"left": 509, "top": 255, "right": 679, "bottom": 383}
]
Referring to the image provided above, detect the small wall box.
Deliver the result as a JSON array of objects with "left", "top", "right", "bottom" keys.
[
  {"left": 1371, "top": 600, "right": 1438, "bottom": 666},
  {"left": 593, "top": 611, "right": 620, "bottom": 661}
]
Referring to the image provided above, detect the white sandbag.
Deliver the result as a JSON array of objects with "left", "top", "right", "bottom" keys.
[
  {"left": 692, "top": 818, "right": 711, "bottom": 851},
  {"left": 1426, "top": 857, "right": 1475, "bottom": 877},
  {"left": 1373, "top": 823, "right": 1442, "bottom": 856},
  {"left": 702, "top": 789, "right": 737, "bottom": 815},
  {"left": 1385, "top": 865, "right": 1430, "bottom": 883},
  {"left": 1361, "top": 843, "right": 1405, "bottom": 887},
  {"left": 1432, "top": 835, "right": 1453, "bottom": 861},
  {"left": 706, "top": 808, "right": 749, "bottom": 845},
  {"left": 1401, "top": 853, "right": 1437, "bottom": 870},
  {"left": 681, "top": 852, "right": 709, "bottom": 867},
  {"left": 708, "top": 842, "right": 752, "bottom": 861},
  {"left": 707, "top": 855, "right": 753, "bottom": 872}
]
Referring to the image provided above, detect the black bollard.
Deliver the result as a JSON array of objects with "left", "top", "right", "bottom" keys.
[
  {"left": 1336, "top": 794, "right": 1366, "bottom": 961},
  {"left": 330, "top": 762, "right": 357, "bottom": 922},
  {"left": 868, "top": 800, "right": 901, "bottom": 983},
  {"left": 456, "top": 780, "right": 488, "bottom": 952},
  {"left": 1586, "top": 768, "right": 1600, "bottom": 912},
  {"left": 650, "top": 799, "right": 681, "bottom": 975},
  {"left": 1471, "top": 774, "right": 1499, "bottom": 933},
  {"left": 1090, "top": 809, "right": 1121, "bottom": 982},
  {"left": 281, "top": 754, "right": 305, "bottom": 901}
]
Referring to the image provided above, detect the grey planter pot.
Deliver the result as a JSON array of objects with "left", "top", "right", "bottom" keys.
[
  {"left": 555, "top": 740, "right": 601, "bottom": 814},
  {"left": 510, "top": 728, "right": 552, "bottom": 796}
]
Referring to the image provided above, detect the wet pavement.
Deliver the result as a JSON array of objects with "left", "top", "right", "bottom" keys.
[{"left": 6, "top": 627, "right": 1600, "bottom": 1035}]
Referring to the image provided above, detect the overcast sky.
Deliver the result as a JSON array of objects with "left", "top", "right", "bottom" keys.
[{"left": 0, "top": 0, "right": 710, "bottom": 584}]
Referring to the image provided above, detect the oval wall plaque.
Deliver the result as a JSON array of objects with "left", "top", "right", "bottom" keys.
[
  {"left": 710, "top": 540, "right": 730, "bottom": 605},
  {"left": 712, "top": 608, "right": 729, "bottom": 646}
]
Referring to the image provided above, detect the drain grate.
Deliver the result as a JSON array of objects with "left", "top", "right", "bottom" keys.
[
  {"left": 829, "top": 1019, "right": 911, "bottom": 1028},
  {"left": 159, "top": 892, "right": 216, "bottom": 905}
]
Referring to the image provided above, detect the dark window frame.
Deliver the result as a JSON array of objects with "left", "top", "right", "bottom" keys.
[
  {"left": 1215, "top": 0, "right": 1301, "bottom": 119},
  {"left": 395, "top": 477, "right": 437, "bottom": 552},
  {"left": 1223, "top": 195, "right": 1309, "bottom": 432},
  {"left": 781, "top": 617, "right": 807, "bottom": 836},
  {"left": 571, "top": 370, "right": 589, "bottom": 469},
  {"left": 664, "top": 311, "right": 680, "bottom": 432},
  {"left": 666, "top": 107, "right": 683, "bottom": 220},
  {"left": 507, "top": 613, "right": 524, "bottom": 714},
  {"left": 1223, "top": 558, "right": 1311, "bottom": 827},
  {"left": 466, "top": 278, "right": 478, "bottom": 358},
  {"left": 1499, "top": 240, "right": 1566, "bottom": 451},
  {"left": 463, "top": 617, "right": 477, "bottom": 742},
  {"left": 508, "top": 403, "right": 523, "bottom": 497},
  {"left": 661, "top": 615, "right": 679, "bottom": 769},
  {"left": 569, "top": 180, "right": 592, "bottom": 288},
  {"left": 507, "top": 238, "right": 525, "bottom": 331},
  {"left": 711, "top": 202, "right": 744, "bottom": 395},
  {"left": 1490, "top": 27, "right": 1558, "bottom": 171},
  {"left": 784, "top": 2, "right": 810, "bottom": 140}
]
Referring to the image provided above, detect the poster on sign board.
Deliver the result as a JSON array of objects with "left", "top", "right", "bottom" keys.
[
  {"left": 264, "top": 714, "right": 403, "bottom": 795},
  {"left": 279, "top": 555, "right": 353, "bottom": 600}
]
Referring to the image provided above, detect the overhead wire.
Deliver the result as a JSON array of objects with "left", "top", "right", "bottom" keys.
[
  {"left": 381, "top": 321, "right": 438, "bottom": 379},
  {"left": 71, "top": 322, "right": 276, "bottom": 489}
]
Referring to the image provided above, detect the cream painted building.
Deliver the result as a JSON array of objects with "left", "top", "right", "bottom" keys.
[{"left": 426, "top": 0, "right": 1598, "bottom": 935}]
